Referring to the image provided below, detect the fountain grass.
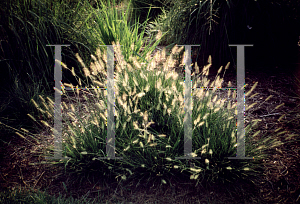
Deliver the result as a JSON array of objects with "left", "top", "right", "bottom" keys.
[{"left": 22, "top": 39, "right": 286, "bottom": 192}]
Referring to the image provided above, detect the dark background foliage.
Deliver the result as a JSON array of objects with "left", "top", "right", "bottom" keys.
[{"left": 174, "top": 0, "right": 300, "bottom": 75}]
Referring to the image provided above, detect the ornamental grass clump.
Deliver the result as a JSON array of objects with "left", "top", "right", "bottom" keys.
[{"left": 27, "top": 39, "right": 284, "bottom": 189}]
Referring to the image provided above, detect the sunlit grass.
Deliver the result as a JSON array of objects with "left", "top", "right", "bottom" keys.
[
  {"left": 1, "top": 1, "right": 297, "bottom": 203},
  {"left": 23, "top": 38, "right": 285, "bottom": 191}
]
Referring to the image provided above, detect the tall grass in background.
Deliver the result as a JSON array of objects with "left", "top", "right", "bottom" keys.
[
  {"left": 0, "top": 0, "right": 101, "bottom": 136},
  {"left": 81, "top": 0, "right": 166, "bottom": 69}
]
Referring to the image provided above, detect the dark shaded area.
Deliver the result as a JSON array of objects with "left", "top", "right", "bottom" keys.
[
  {"left": 130, "top": 0, "right": 174, "bottom": 25},
  {"left": 181, "top": 0, "right": 300, "bottom": 75}
]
